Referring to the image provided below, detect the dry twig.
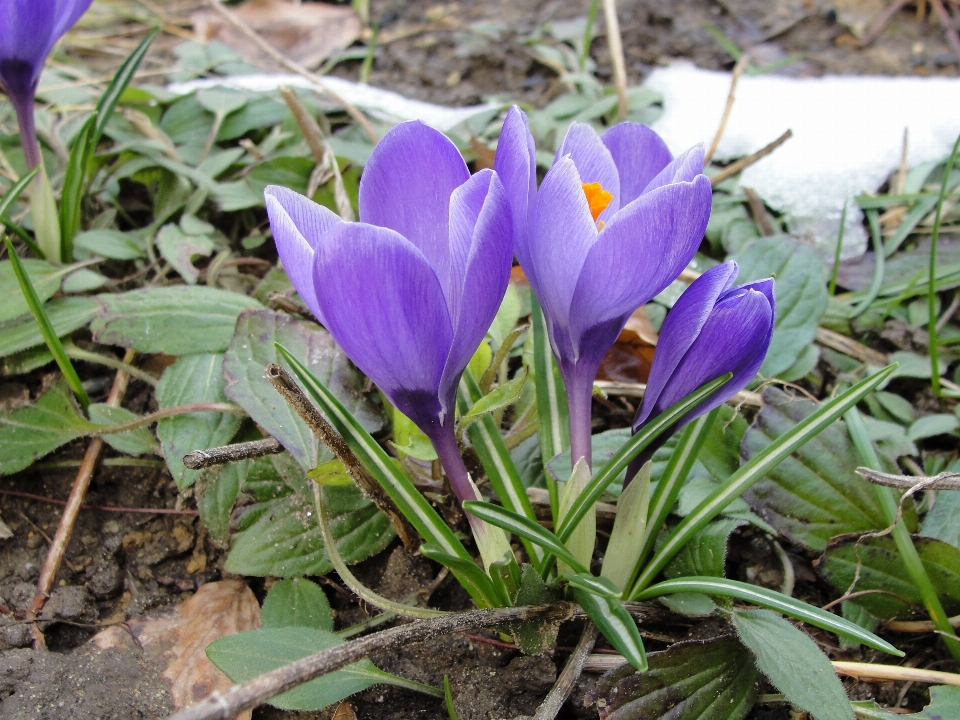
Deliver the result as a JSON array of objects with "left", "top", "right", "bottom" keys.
[
  {"left": 183, "top": 438, "right": 283, "bottom": 470},
  {"left": 533, "top": 623, "right": 599, "bottom": 720},
  {"left": 855, "top": 467, "right": 960, "bottom": 491},
  {"left": 704, "top": 54, "right": 750, "bottom": 166},
  {"left": 601, "top": 0, "right": 629, "bottom": 119},
  {"left": 710, "top": 130, "right": 793, "bottom": 187}
]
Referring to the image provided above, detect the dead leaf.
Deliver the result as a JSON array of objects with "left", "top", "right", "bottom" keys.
[
  {"left": 597, "top": 307, "right": 658, "bottom": 384},
  {"left": 94, "top": 580, "right": 261, "bottom": 717},
  {"left": 192, "top": 0, "right": 362, "bottom": 71},
  {"left": 333, "top": 701, "right": 358, "bottom": 720}
]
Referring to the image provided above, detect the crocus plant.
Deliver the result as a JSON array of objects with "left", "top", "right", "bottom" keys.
[
  {"left": 0, "top": 0, "right": 93, "bottom": 168},
  {"left": 266, "top": 120, "right": 514, "bottom": 569},
  {"left": 494, "top": 106, "right": 712, "bottom": 467}
]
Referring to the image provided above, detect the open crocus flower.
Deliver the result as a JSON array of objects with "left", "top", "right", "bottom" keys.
[
  {"left": 265, "top": 121, "right": 514, "bottom": 567},
  {"left": 625, "top": 261, "right": 774, "bottom": 482},
  {"left": 0, "top": 0, "right": 93, "bottom": 168},
  {"left": 494, "top": 106, "right": 712, "bottom": 466}
]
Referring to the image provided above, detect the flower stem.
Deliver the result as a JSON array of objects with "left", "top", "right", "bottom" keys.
[
  {"left": 13, "top": 98, "right": 41, "bottom": 170},
  {"left": 565, "top": 370, "right": 593, "bottom": 469}
]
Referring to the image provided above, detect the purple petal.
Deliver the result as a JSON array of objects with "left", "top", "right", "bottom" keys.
[
  {"left": 526, "top": 156, "right": 598, "bottom": 345},
  {"left": 645, "top": 287, "right": 774, "bottom": 424},
  {"left": 568, "top": 175, "right": 712, "bottom": 359},
  {"left": 358, "top": 120, "right": 469, "bottom": 275},
  {"left": 313, "top": 223, "right": 452, "bottom": 429},
  {"left": 50, "top": 0, "right": 94, "bottom": 44},
  {"left": 555, "top": 122, "right": 621, "bottom": 223},
  {"left": 440, "top": 169, "right": 513, "bottom": 413},
  {"left": 265, "top": 186, "right": 342, "bottom": 326},
  {"left": 602, "top": 123, "right": 673, "bottom": 206},
  {"left": 634, "top": 262, "right": 738, "bottom": 428},
  {"left": 493, "top": 105, "right": 536, "bottom": 257},
  {"left": 737, "top": 277, "right": 776, "bottom": 318},
  {"left": 642, "top": 144, "right": 706, "bottom": 194}
]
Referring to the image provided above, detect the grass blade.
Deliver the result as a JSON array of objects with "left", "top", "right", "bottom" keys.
[
  {"left": 3, "top": 235, "right": 89, "bottom": 408},
  {"left": 635, "top": 577, "right": 902, "bottom": 656},
  {"left": 629, "top": 364, "right": 898, "bottom": 597},
  {"left": 929, "top": 134, "right": 960, "bottom": 397},
  {"left": 573, "top": 588, "right": 647, "bottom": 671},
  {"left": 458, "top": 372, "right": 543, "bottom": 567},
  {"left": 531, "top": 296, "right": 568, "bottom": 521}
]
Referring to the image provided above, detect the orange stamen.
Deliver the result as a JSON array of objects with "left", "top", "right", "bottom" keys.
[{"left": 582, "top": 182, "right": 613, "bottom": 222}]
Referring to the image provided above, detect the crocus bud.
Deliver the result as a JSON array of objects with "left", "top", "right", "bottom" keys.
[{"left": 626, "top": 261, "right": 774, "bottom": 481}]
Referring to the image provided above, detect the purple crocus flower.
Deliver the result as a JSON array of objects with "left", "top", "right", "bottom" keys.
[
  {"left": 0, "top": 0, "right": 93, "bottom": 168},
  {"left": 265, "top": 121, "right": 513, "bottom": 556},
  {"left": 494, "top": 106, "right": 712, "bottom": 467},
  {"left": 625, "top": 261, "right": 774, "bottom": 482}
]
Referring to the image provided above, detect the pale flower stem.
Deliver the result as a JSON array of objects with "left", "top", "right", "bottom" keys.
[
  {"left": 565, "top": 372, "right": 593, "bottom": 469},
  {"left": 14, "top": 99, "right": 41, "bottom": 170}
]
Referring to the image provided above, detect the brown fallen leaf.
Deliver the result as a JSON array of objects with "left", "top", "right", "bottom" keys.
[
  {"left": 192, "top": 0, "right": 362, "bottom": 71},
  {"left": 597, "top": 306, "right": 658, "bottom": 384},
  {"left": 94, "top": 579, "right": 261, "bottom": 717}
]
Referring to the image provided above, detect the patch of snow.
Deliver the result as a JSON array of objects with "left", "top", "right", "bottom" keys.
[{"left": 645, "top": 62, "right": 960, "bottom": 258}]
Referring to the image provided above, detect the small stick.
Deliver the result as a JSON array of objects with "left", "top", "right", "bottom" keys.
[
  {"left": 814, "top": 327, "right": 889, "bottom": 367},
  {"left": 856, "top": 467, "right": 960, "bottom": 491},
  {"left": 0, "top": 489, "right": 198, "bottom": 515},
  {"left": 710, "top": 129, "right": 793, "bottom": 187},
  {"left": 164, "top": 603, "right": 577, "bottom": 720},
  {"left": 533, "top": 623, "right": 599, "bottom": 720},
  {"left": 203, "top": 0, "right": 378, "bottom": 143},
  {"left": 931, "top": 0, "right": 960, "bottom": 66},
  {"left": 859, "top": 0, "right": 914, "bottom": 46},
  {"left": 743, "top": 186, "right": 775, "bottom": 236},
  {"left": 601, "top": 0, "right": 629, "bottom": 119},
  {"left": 264, "top": 364, "right": 419, "bottom": 549},
  {"left": 887, "top": 614, "right": 960, "bottom": 632},
  {"left": 593, "top": 380, "right": 763, "bottom": 409},
  {"left": 832, "top": 661, "right": 960, "bottom": 687},
  {"left": 704, "top": 54, "right": 751, "bottom": 166},
  {"left": 183, "top": 437, "right": 283, "bottom": 470},
  {"left": 28, "top": 352, "right": 133, "bottom": 648}
]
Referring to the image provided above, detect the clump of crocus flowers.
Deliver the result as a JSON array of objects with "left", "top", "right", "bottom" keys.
[
  {"left": 267, "top": 105, "right": 775, "bottom": 570},
  {"left": 0, "top": 0, "right": 93, "bottom": 168}
]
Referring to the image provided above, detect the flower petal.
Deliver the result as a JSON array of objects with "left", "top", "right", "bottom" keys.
[
  {"left": 568, "top": 175, "right": 712, "bottom": 360},
  {"left": 493, "top": 105, "right": 536, "bottom": 255},
  {"left": 555, "top": 122, "right": 621, "bottom": 222},
  {"left": 601, "top": 123, "right": 673, "bottom": 206},
  {"left": 527, "top": 156, "right": 598, "bottom": 345},
  {"left": 642, "top": 143, "right": 706, "bottom": 195},
  {"left": 50, "top": 0, "right": 94, "bottom": 43},
  {"left": 642, "top": 287, "right": 774, "bottom": 426},
  {"left": 265, "top": 185, "right": 342, "bottom": 325},
  {"left": 358, "top": 120, "right": 469, "bottom": 274},
  {"left": 633, "top": 262, "right": 739, "bottom": 428},
  {"left": 0, "top": 0, "right": 57, "bottom": 87},
  {"left": 313, "top": 223, "right": 453, "bottom": 430},
  {"left": 440, "top": 169, "right": 513, "bottom": 412}
]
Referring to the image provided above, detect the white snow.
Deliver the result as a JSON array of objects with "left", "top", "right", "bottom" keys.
[{"left": 645, "top": 62, "right": 960, "bottom": 258}]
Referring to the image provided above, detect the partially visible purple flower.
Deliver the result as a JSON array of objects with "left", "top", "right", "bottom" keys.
[
  {"left": 265, "top": 121, "right": 513, "bottom": 532},
  {"left": 626, "top": 261, "right": 774, "bottom": 481},
  {"left": 494, "top": 105, "right": 712, "bottom": 466},
  {"left": 0, "top": 0, "right": 93, "bottom": 167}
]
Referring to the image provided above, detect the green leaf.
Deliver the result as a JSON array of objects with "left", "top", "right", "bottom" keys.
[
  {"left": 531, "top": 296, "right": 568, "bottom": 513},
  {"left": 196, "top": 460, "right": 246, "bottom": 543},
  {"left": 733, "top": 609, "right": 853, "bottom": 720},
  {"left": 0, "top": 378, "right": 96, "bottom": 475},
  {"left": 91, "top": 286, "right": 262, "bottom": 354},
  {"left": 87, "top": 404, "right": 158, "bottom": 455},
  {"left": 156, "top": 223, "right": 215, "bottom": 284},
  {"left": 59, "top": 116, "right": 95, "bottom": 260},
  {"left": 908, "top": 413, "right": 960, "bottom": 441},
  {"left": 657, "top": 592, "right": 716, "bottom": 616},
  {"left": 458, "top": 370, "right": 527, "bottom": 431},
  {"left": 920, "top": 488, "right": 960, "bottom": 549},
  {"left": 223, "top": 310, "right": 384, "bottom": 470},
  {"left": 852, "top": 686, "right": 960, "bottom": 720},
  {"left": 573, "top": 588, "right": 646, "bottom": 671},
  {"left": 261, "top": 578, "right": 333, "bottom": 631},
  {"left": 636, "top": 577, "right": 903, "bottom": 656},
  {"left": 741, "top": 388, "right": 889, "bottom": 552},
  {"left": 586, "top": 634, "right": 758, "bottom": 720},
  {"left": 155, "top": 354, "right": 242, "bottom": 489},
  {"left": 819, "top": 534, "right": 960, "bottom": 620},
  {"left": 462, "top": 500, "right": 588, "bottom": 575},
  {"left": 0, "top": 259, "right": 79, "bottom": 323},
  {"left": 226, "top": 453, "right": 394, "bottom": 577},
  {"left": 663, "top": 518, "right": 745, "bottom": 579},
  {"left": 732, "top": 236, "right": 829, "bottom": 378},
  {"left": 206, "top": 626, "right": 439, "bottom": 711},
  {"left": 563, "top": 573, "right": 620, "bottom": 599},
  {"left": 74, "top": 229, "right": 147, "bottom": 260},
  {"left": 0, "top": 297, "right": 98, "bottom": 358}
]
